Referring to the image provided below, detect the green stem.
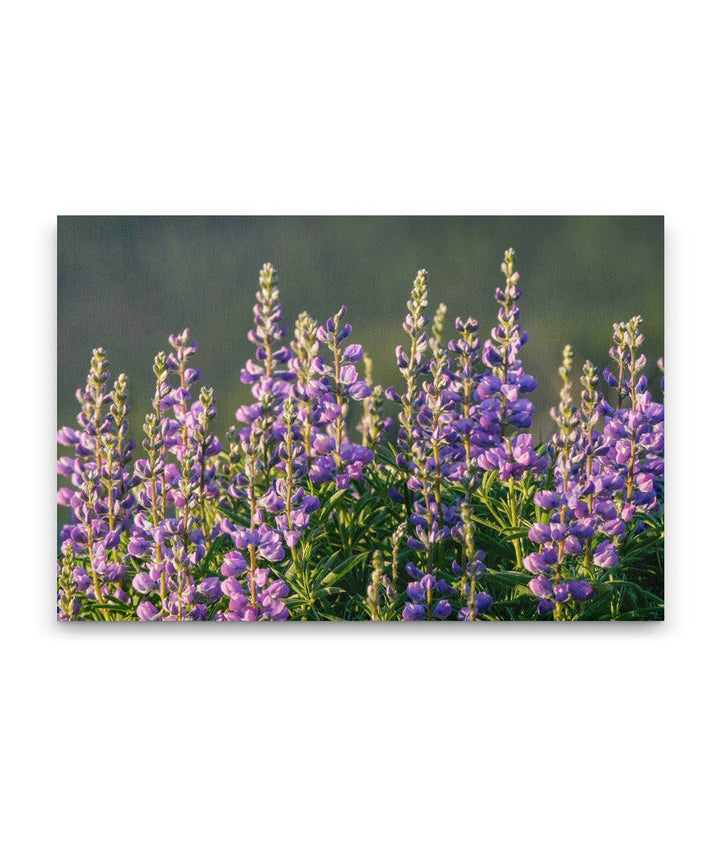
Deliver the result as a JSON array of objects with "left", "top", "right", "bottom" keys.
[{"left": 507, "top": 478, "right": 524, "bottom": 569}]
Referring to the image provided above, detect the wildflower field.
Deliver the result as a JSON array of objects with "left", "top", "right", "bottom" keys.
[{"left": 56, "top": 249, "right": 664, "bottom": 621}]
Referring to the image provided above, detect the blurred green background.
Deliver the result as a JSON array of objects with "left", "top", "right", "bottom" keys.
[{"left": 57, "top": 216, "right": 663, "bottom": 443}]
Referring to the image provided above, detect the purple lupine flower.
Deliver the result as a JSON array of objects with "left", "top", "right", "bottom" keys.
[
  {"left": 520, "top": 344, "right": 607, "bottom": 619},
  {"left": 290, "top": 311, "right": 326, "bottom": 470},
  {"left": 137, "top": 601, "right": 160, "bottom": 621},
  {"left": 455, "top": 504, "right": 494, "bottom": 621},
  {"left": 523, "top": 552, "right": 551, "bottom": 574},
  {"left": 479, "top": 249, "right": 537, "bottom": 439},
  {"left": 158, "top": 445, "right": 209, "bottom": 620},
  {"left": 593, "top": 541, "right": 618, "bottom": 568},
  {"left": 567, "top": 580, "right": 594, "bottom": 601},
  {"left": 221, "top": 551, "right": 247, "bottom": 577},
  {"left": 447, "top": 314, "right": 515, "bottom": 490},
  {"left": 127, "top": 336, "right": 221, "bottom": 620},
  {"left": 264, "top": 398, "right": 318, "bottom": 549},
  {"left": 313, "top": 304, "right": 374, "bottom": 487},
  {"left": 57, "top": 350, "right": 138, "bottom": 616},
  {"left": 132, "top": 572, "right": 155, "bottom": 594},
  {"left": 600, "top": 317, "right": 663, "bottom": 513},
  {"left": 215, "top": 570, "right": 289, "bottom": 622},
  {"left": 217, "top": 412, "right": 289, "bottom": 622},
  {"left": 366, "top": 550, "right": 400, "bottom": 621},
  {"left": 393, "top": 269, "right": 431, "bottom": 464},
  {"left": 343, "top": 343, "right": 364, "bottom": 362},
  {"left": 57, "top": 543, "right": 81, "bottom": 621},
  {"left": 235, "top": 265, "right": 296, "bottom": 498},
  {"left": 399, "top": 338, "right": 459, "bottom": 569},
  {"left": 529, "top": 575, "right": 553, "bottom": 598},
  {"left": 393, "top": 276, "right": 463, "bottom": 594},
  {"left": 247, "top": 263, "right": 293, "bottom": 386},
  {"left": 402, "top": 603, "right": 426, "bottom": 621},
  {"left": 164, "top": 328, "right": 200, "bottom": 459},
  {"left": 534, "top": 490, "right": 559, "bottom": 509},
  {"left": 197, "top": 576, "right": 223, "bottom": 603},
  {"left": 402, "top": 572, "right": 454, "bottom": 621}
]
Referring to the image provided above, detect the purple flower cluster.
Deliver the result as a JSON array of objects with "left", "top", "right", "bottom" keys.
[
  {"left": 388, "top": 271, "right": 461, "bottom": 608},
  {"left": 57, "top": 316, "right": 293, "bottom": 621},
  {"left": 308, "top": 305, "right": 374, "bottom": 488},
  {"left": 125, "top": 334, "right": 223, "bottom": 620},
  {"left": 400, "top": 504, "right": 494, "bottom": 621},
  {"left": 57, "top": 351, "right": 137, "bottom": 613},
  {"left": 474, "top": 249, "right": 542, "bottom": 480},
  {"left": 522, "top": 319, "right": 664, "bottom": 617},
  {"left": 392, "top": 254, "right": 542, "bottom": 494},
  {"left": 235, "top": 267, "right": 374, "bottom": 491},
  {"left": 221, "top": 267, "right": 376, "bottom": 616},
  {"left": 57, "top": 251, "right": 663, "bottom": 622},
  {"left": 387, "top": 263, "right": 539, "bottom": 619},
  {"left": 57, "top": 264, "right": 383, "bottom": 620}
]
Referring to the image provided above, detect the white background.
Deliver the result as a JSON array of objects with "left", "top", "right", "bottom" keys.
[{"left": 1, "top": 2, "right": 715, "bottom": 854}]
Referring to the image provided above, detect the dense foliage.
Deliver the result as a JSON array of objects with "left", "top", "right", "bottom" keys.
[{"left": 57, "top": 250, "right": 664, "bottom": 621}]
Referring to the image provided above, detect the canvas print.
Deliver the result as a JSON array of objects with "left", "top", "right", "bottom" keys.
[{"left": 57, "top": 216, "right": 664, "bottom": 621}]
